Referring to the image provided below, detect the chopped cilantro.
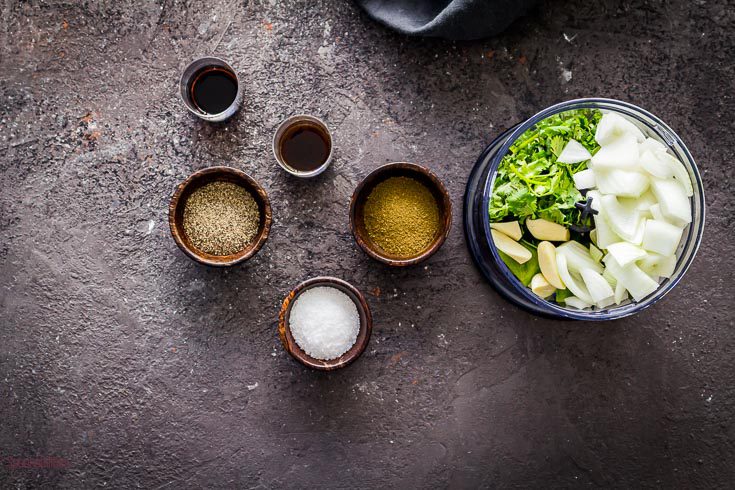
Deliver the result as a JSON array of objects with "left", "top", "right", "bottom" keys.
[{"left": 489, "top": 109, "right": 602, "bottom": 227}]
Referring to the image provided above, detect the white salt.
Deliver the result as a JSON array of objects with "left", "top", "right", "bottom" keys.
[{"left": 289, "top": 286, "right": 360, "bottom": 360}]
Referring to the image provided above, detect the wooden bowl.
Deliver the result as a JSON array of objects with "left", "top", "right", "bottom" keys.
[
  {"left": 349, "top": 162, "right": 452, "bottom": 266},
  {"left": 278, "top": 277, "right": 372, "bottom": 371},
  {"left": 169, "top": 166, "right": 272, "bottom": 266}
]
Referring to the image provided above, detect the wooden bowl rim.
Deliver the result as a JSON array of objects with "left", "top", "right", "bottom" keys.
[
  {"left": 349, "top": 162, "right": 452, "bottom": 267},
  {"left": 278, "top": 276, "right": 372, "bottom": 371},
  {"left": 168, "top": 166, "right": 272, "bottom": 267}
]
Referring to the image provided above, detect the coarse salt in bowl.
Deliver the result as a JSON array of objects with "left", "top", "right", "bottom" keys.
[
  {"left": 289, "top": 286, "right": 360, "bottom": 360},
  {"left": 278, "top": 277, "right": 372, "bottom": 370}
]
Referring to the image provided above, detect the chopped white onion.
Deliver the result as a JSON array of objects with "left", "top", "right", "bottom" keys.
[
  {"left": 639, "top": 150, "right": 675, "bottom": 179},
  {"left": 656, "top": 151, "right": 694, "bottom": 197},
  {"left": 634, "top": 191, "right": 657, "bottom": 211},
  {"left": 565, "top": 296, "right": 592, "bottom": 309},
  {"left": 591, "top": 133, "right": 639, "bottom": 170},
  {"left": 606, "top": 242, "right": 648, "bottom": 267},
  {"left": 557, "top": 139, "right": 593, "bottom": 164},
  {"left": 650, "top": 179, "right": 692, "bottom": 226},
  {"left": 556, "top": 241, "right": 603, "bottom": 274},
  {"left": 594, "top": 168, "right": 650, "bottom": 197},
  {"left": 580, "top": 268, "right": 615, "bottom": 304},
  {"left": 603, "top": 255, "right": 659, "bottom": 302},
  {"left": 572, "top": 168, "right": 596, "bottom": 190},
  {"left": 589, "top": 243, "right": 603, "bottom": 262},
  {"left": 600, "top": 195, "right": 642, "bottom": 242},
  {"left": 638, "top": 253, "right": 676, "bottom": 279},
  {"left": 556, "top": 254, "right": 594, "bottom": 304},
  {"left": 649, "top": 203, "right": 665, "bottom": 221},
  {"left": 614, "top": 281, "right": 629, "bottom": 305},
  {"left": 639, "top": 137, "right": 667, "bottom": 154},
  {"left": 595, "top": 113, "right": 646, "bottom": 146},
  {"left": 641, "top": 219, "right": 684, "bottom": 256}
]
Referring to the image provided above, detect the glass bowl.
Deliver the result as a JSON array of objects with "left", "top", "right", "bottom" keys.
[{"left": 470, "top": 98, "right": 705, "bottom": 320}]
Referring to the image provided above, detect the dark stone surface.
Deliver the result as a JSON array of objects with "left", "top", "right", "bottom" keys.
[{"left": 1, "top": 0, "right": 733, "bottom": 487}]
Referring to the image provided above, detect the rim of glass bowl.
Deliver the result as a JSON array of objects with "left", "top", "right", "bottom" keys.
[{"left": 481, "top": 98, "right": 706, "bottom": 321}]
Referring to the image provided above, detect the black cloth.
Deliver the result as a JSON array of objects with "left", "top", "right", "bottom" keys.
[{"left": 355, "top": 0, "right": 538, "bottom": 40}]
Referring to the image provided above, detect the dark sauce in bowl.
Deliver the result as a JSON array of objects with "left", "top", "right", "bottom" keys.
[
  {"left": 279, "top": 123, "right": 331, "bottom": 172},
  {"left": 190, "top": 67, "right": 238, "bottom": 115}
]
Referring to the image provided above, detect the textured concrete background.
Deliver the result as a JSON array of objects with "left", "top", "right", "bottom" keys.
[{"left": 1, "top": 0, "right": 733, "bottom": 487}]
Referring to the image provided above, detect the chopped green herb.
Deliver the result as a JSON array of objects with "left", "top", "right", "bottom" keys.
[{"left": 489, "top": 109, "right": 602, "bottom": 227}]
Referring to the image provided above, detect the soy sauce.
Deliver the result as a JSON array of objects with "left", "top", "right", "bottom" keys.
[
  {"left": 280, "top": 124, "right": 331, "bottom": 171},
  {"left": 190, "top": 67, "right": 238, "bottom": 115}
]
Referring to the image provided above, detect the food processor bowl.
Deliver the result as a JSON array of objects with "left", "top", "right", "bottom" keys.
[{"left": 466, "top": 98, "right": 705, "bottom": 321}]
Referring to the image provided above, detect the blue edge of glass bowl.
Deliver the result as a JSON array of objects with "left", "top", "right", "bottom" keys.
[{"left": 463, "top": 98, "right": 706, "bottom": 321}]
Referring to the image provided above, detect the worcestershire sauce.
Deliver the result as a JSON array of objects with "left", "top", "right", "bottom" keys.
[
  {"left": 190, "top": 67, "right": 238, "bottom": 115},
  {"left": 280, "top": 123, "right": 331, "bottom": 172}
]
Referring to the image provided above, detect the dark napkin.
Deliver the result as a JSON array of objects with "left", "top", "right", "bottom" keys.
[{"left": 355, "top": 0, "right": 538, "bottom": 40}]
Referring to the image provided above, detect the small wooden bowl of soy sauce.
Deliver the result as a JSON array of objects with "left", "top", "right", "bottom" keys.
[
  {"left": 180, "top": 57, "right": 242, "bottom": 122},
  {"left": 273, "top": 115, "right": 333, "bottom": 177}
]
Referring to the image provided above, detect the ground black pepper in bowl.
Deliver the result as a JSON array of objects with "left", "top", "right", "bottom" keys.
[
  {"left": 169, "top": 166, "right": 272, "bottom": 266},
  {"left": 182, "top": 181, "right": 261, "bottom": 256}
]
